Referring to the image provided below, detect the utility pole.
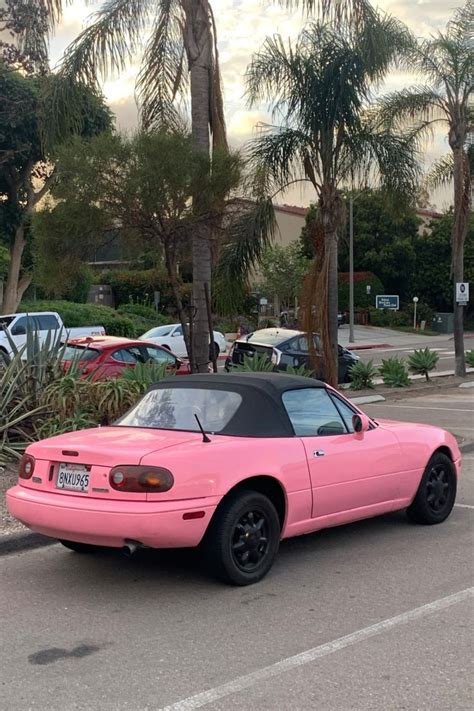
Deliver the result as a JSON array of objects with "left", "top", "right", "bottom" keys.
[{"left": 349, "top": 195, "right": 355, "bottom": 343}]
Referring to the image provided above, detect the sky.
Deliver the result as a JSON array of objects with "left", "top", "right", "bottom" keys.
[{"left": 46, "top": 0, "right": 464, "bottom": 210}]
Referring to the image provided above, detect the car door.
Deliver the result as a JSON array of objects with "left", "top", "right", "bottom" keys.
[
  {"left": 140, "top": 344, "right": 178, "bottom": 372},
  {"left": 105, "top": 347, "right": 144, "bottom": 378},
  {"left": 169, "top": 325, "right": 186, "bottom": 357},
  {"left": 282, "top": 388, "right": 403, "bottom": 521}
]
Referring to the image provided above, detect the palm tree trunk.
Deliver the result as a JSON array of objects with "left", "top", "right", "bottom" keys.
[
  {"left": 451, "top": 145, "right": 469, "bottom": 377},
  {"left": 320, "top": 188, "right": 340, "bottom": 387},
  {"left": 184, "top": 0, "right": 213, "bottom": 373}
]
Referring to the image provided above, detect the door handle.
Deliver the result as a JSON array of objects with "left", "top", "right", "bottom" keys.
[{"left": 313, "top": 450, "right": 325, "bottom": 457}]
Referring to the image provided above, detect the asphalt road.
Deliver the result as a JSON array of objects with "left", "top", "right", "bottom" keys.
[{"left": 1, "top": 392, "right": 473, "bottom": 711}]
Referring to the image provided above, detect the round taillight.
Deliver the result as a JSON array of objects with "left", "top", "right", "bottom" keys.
[
  {"left": 19, "top": 454, "right": 35, "bottom": 480},
  {"left": 112, "top": 470, "right": 125, "bottom": 486}
]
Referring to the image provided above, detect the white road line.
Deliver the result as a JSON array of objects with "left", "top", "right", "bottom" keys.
[
  {"left": 160, "top": 588, "right": 474, "bottom": 711},
  {"left": 367, "top": 404, "right": 473, "bottom": 413},
  {"left": 455, "top": 503, "right": 474, "bottom": 509}
]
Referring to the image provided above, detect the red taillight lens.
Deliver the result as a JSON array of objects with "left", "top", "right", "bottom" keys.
[
  {"left": 19, "top": 454, "right": 35, "bottom": 480},
  {"left": 109, "top": 466, "right": 174, "bottom": 493}
]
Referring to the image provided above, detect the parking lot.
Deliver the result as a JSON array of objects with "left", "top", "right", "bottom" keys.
[{"left": 0, "top": 388, "right": 473, "bottom": 710}]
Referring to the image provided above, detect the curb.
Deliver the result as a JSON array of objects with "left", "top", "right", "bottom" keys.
[
  {"left": 347, "top": 343, "right": 392, "bottom": 351},
  {"left": 0, "top": 532, "right": 57, "bottom": 557},
  {"left": 350, "top": 395, "right": 386, "bottom": 405}
]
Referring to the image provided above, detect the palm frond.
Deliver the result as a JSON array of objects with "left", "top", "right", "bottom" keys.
[
  {"left": 426, "top": 153, "right": 454, "bottom": 188},
  {"left": 248, "top": 126, "right": 313, "bottom": 192},
  {"left": 214, "top": 198, "right": 276, "bottom": 314},
  {"left": 377, "top": 87, "right": 446, "bottom": 129},
  {"left": 137, "top": 0, "right": 186, "bottom": 131},
  {"left": 278, "top": 0, "right": 374, "bottom": 25},
  {"left": 58, "top": 0, "right": 153, "bottom": 86},
  {"left": 343, "top": 120, "right": 421, "bottom": 198}
]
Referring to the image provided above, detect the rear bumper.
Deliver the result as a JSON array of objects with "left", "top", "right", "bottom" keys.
[{"left": 6, "top": 485, "right": 218, "bottom": 549}]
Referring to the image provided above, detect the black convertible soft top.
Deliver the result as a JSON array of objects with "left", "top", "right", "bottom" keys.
[{"left": 148, "top": 372, "right": 326, "bottom": 437}]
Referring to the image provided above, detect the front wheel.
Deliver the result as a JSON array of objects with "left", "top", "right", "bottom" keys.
[
  {"left": 407, "top": 452, "right": 457, "bottom": 525},
  {"left": 204, "top": 490, "right": 281, "bottom": 585},
  {"left": 60, "top": 540, "right": 101, "bottom": 554}
]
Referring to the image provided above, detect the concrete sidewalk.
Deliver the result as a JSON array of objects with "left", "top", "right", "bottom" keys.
[{"left": 337, "top": 325, "right": 457, "bottom": 350}]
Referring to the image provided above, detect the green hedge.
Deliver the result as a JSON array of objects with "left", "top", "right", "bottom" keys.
[
  {"left": 20, "top": 300, "right": 135, "bottom": 337},
  {"left": 97, "top": 269, "right": 191, "bottom": 310}
]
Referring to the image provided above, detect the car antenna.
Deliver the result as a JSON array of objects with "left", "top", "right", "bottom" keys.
[{"left": 194, "top": 414, "right": 211, "bottom": 443}]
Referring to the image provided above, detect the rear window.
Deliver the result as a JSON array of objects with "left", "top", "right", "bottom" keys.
[
  {"left": 247, "top": 332, "right": 287, "bottom": 346},
  {"left": 117, "top": 388, "right": 242, "bottom": 433},
  {"left": 62, "top": 345, "right": 100, "bottom": 362}
]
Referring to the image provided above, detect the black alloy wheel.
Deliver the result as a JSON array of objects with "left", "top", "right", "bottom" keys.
[
  {"left": 407, "top": 452, "right": 457, "bottom": 525},
  {"left": 204, "top": 490, "right": 281, "bottom": 585}
]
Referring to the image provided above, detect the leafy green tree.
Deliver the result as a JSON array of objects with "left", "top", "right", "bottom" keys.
[
  {"left": 413, "top": 211, "right": 474, "bottom": 314},
  {"left": 0, "top": 63, "right": 112, "bottom": 314},
  {"left": 246, "top": 15, "right": 419, "bottom": 385},
  {"left": 33, "top": 130, "right": 266, "bottom": 364},
  {"left": 338, "top": 189, "right": 419, "bottom": 300},
  {"left": 257, "top": 244, "right": 310, "bottom": 313},
  {"left": 379, "top": 0, "right": 473, "bottom": 376}
]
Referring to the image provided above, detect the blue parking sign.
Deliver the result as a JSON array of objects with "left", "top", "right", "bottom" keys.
[{"left": 376, "top": 295, "right": 399, "bottom": 310}]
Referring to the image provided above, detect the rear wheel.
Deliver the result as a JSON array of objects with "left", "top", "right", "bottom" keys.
[
  {"left": 209, "top": 342, "right": 220, "bottom": 361},
  {"left": 204, "top": 490, "right": 280, "bottom": 585},
  {"left": 60, "top": 540, "right": 101, "bottom": 554},
  {"left": 407, "top": 453, "right": 456, "bottom": 525}
]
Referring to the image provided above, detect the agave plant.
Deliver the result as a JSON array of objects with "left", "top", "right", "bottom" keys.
[
  {"left": 286, "top": 364, "right": 314, "bottom": 378},
  {"left": 121, "top": 361, "right": 173, "bottom": 392},
  {"left": 235, "top": 354, "right": 275, "bottom": 372},
  {"left": 93, "top": 379, "right": 142, "bottom": 425},
  {"left": 407, "top": 348, "right": 439, "bottom": 381},
  {"left": 379, "top": 357, "right": 410, "bottom": 388},
  {"left": 348, "top": 360, "right": 377, "bottom": 390},
  {"left": 465, "top": 350, "right": 474, "bottom": 368}
]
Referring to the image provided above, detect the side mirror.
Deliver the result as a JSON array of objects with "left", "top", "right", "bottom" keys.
[{"left": 352, "top": 413, "right": 370, "bottom": 434}]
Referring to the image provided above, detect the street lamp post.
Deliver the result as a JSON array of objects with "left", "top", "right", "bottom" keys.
[
  {"left": 349, "top": 196, "right": 355, "bottom": 343},
  {"left": 413, "top": 296, "right": 419, "bottom": 330}
]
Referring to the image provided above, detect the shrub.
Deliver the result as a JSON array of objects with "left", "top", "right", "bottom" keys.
[
  {"left": 117, "top": 303, "right": 168, "bottom": 322},
  {"left": 20, "top": 300, "right": 135, "bottom": 337},
  {"left": 286, "top": 364, "right": 314, "bottom": 378},
  {"left": 338, "top": 273, "right": 384, "bottom": 311},
  {"left": 0, "top": 328, "right": 67, "bottom": 462},
  {"left": 98, "top": 269, "right": 191, "bottom": 311},
  {"left": 348, "top": 360, "right": 377, "bottom": 390},
  {"left": 465, "top": 350, "right": 474, "bottom": 368},
  {"left": 369, "top": 308, "right": 411, "bottom": 328},
  {"left": 235, "top": 353, "right": 274, "bottom": 372},
  {"left": 407, "top": 348, "right": 439, "bottom": 381},
  {"left": 65, "top": 265, "right": 95, "bottom": 304},
  {"left": 379, "top": 357, "right": 410, "bottom": 387}
]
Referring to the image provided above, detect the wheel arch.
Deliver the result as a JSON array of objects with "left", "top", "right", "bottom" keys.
[
  {"left": 211, "top": 475, "right": 287, "bottom": 531},
  {"left": 432, "top": 445, "right": 454, "bottom": 462}
]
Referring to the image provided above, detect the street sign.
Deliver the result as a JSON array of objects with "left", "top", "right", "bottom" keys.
[
  {"left": 259, "top": 297, "right": 268, "bottom": 306},
  {"left": 456, "top": 282, "right": 469, "bottom": 305},
  {"left": 375, "top": 295, "right": 399, "bottom": 310}
]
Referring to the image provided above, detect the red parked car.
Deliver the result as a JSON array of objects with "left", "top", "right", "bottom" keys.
[{"left": 61, "top": 336, "right": 191, "bottom": 380}]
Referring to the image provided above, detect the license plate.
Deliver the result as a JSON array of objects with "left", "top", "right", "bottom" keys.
[{"left": 56, "top": 463, "right": 89, "bottom": 493}]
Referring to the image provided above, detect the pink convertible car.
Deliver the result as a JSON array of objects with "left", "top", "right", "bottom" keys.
[{"left": 7, "top": 373, "right": 461, "bottom": 585}]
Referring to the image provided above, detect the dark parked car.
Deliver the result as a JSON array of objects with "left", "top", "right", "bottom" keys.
[{"left": 225, "top": 328, "right": 359, "bottom": 383}]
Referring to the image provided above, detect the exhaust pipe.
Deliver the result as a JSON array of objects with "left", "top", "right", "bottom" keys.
[{"left": 122, "top": 540, "right": 141, "bottom": 556}]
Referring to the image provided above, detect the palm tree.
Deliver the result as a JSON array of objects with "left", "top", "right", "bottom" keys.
[
  {"left": 49, "top": 0, "right": 226, "bottom": 372},
  {"left": 379, "top": 1, "right": 473, "bottom": 377},
  {"left": 246, "top": 15, "right": 420, "bottom": 385}
]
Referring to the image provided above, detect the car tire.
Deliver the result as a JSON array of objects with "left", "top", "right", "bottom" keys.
[
  {"left": 209, "top": 342, "right": 220, "bottom": 361},
  {"left": 406, "top": 452, "right": 457, "bottom": 525},
  {"left": 60, "top": 540, "right": 101, "bottom": 554},
  {"left": 204, "top": 490, "right": 281, "bottom": 586}
]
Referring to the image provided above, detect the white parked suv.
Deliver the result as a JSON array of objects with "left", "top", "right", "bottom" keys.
[
  {"left": 140, "top": 323, "right": 226, "bottom": 360},
  {"left": 0, "top": 311, "right": 105, "bottom": 358}
]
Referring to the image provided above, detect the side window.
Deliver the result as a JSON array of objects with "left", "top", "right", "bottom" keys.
[
  {"left": 36, "top": 314, "right": 60, "bottom": 331},
  {"left": 142, "top": 346, "right": 176, "bottom": 365},
  {"left": 112, "top": 348, "right": 142, "bottom": 364},
  {"left": 282, "top": 388, "right": 347, "bottom": 436},
  {"left": 329, "top": 393, "right": 356, "bottom": 433},
  {"left": 173, "top": 325, "right": 183, "bottom": 336},
  {"left": 11, "top": 316, "right": 36, "bottom": 335}
]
